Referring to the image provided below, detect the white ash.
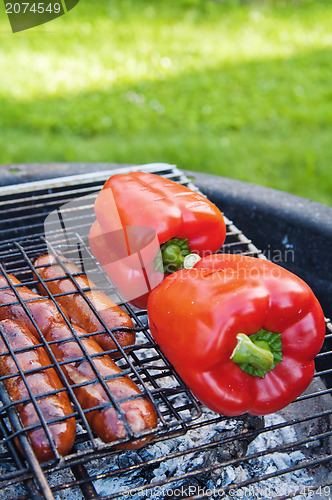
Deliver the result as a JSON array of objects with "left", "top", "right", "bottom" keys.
[
  {"left": 222, "top": 413, "right": 313, "bottom": 500},
  {"left": 92, "top": 415, "right": 242, "bottom": 498},
  {"left": 0, "top": 455, "right": 26, "bottom": 499},
  {"left": 1, "top": 405, "right": 329, "bottom": 500},
  {"left": 1, "top": 355, "right": 330, "bottom": 500},
  {"left": 89, "top": 407, "right": 329, "bottom": 500}
]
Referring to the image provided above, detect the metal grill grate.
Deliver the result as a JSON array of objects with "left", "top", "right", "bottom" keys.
[{"left": 0, "top": 164, "right": 331, "bottom": 500}]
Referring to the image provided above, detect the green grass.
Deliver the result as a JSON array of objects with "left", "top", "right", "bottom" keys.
[{"left": 0, "top": 0, "right": 332, "bottom": 205}]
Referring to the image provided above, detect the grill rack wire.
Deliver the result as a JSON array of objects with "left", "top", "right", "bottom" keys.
[{"left": 0, "top": 164, "right": 330, "bottom": 500}]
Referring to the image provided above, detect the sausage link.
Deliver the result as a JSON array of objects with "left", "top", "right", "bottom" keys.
[
  {"left": 34, "top": 255, "right": 135, "bottom": 354},
  {"left": 0, "top": 273, "right": 157, "bottom": 448},
  {"left": 45, "top": 322, "right": 157, "bottom": 449},
  {"left": 0, "top": 319, "right": 76, "bottom": 462},
  {"left": 0, "top": 273, "right": 66, "bottom": 340}
]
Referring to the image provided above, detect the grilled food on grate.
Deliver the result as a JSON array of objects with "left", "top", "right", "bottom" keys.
[
  {"left": 0, "top": 273, "right": 67, "bottom": 340},
  {"left": 0, "top": 319, "right": 76, "bottom": 462},
  {"left": 34, "top": 254, "right": 135, "bottom": 356},
  {"left": 0, "top": 272, "right": 157, "bottom": 451},
  {"left": 45, "top": 321, "right": 157, "bottom": 449}
]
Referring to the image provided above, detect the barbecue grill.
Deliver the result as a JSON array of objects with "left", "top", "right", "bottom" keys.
[{"left": 0, "top": 163, "right": 331, "bottom": 500}]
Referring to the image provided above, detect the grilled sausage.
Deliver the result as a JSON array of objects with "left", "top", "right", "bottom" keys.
[
  {"left": 0, "top": 273, "right": 66, "bottom": 340},
  {"left": 45, "top": 322, "right": 157, "bottom": 449},
  {"left": 34, "top": 255, "right": 135, "bottom": 354},
  {"left": 0, "top": 319, "right": 76, "bottom": 462},
  {"left": 0, "top": 273, "right": 157, "bottom": 448}
]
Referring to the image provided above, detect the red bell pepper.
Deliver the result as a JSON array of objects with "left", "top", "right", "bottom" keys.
[
  {"left": 89, "top": 171, "right": 226, "bottom": 307},
  {"left": 89, "top": 221, "right": 164, "bottom": 308},
  {"left": 147, "top": 254, "right": 326, "bottom": 416}
]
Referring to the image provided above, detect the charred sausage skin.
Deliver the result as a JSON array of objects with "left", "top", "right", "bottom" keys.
[
  {"left": 34, "top": 255, "right": 135, "bottom": 354},
  {"left": 46, "top": 322, "right": 157, "bottom": 449},
  {"left": 0, "top": 273, "right": 66, "bottom": 340},
  {"left": 0, "top": 273, "right": 157, "bottom": 449},
  {"left": 0, "top": 319, "right": 76, "bottom": 462}
]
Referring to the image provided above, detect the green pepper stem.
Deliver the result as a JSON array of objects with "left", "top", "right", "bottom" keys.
[
  {"left": 231, "top": 333, "right": 274, "bottom": 372},
  {"left": 160, "top": 238, "right": 199, "bottom": 273}
]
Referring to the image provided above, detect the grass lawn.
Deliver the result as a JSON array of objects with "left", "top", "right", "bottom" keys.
[{"left": 0, "top": 0, "right": 332, "bottom": 205}]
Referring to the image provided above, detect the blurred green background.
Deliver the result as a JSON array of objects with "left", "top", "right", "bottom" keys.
[{"left": 0, "top": 0, "right": 331, "bottom": 205}]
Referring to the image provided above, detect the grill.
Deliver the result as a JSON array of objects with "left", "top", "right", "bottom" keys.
[{"left": 0, "top": 163, "right": 331, "bottom": 500}]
